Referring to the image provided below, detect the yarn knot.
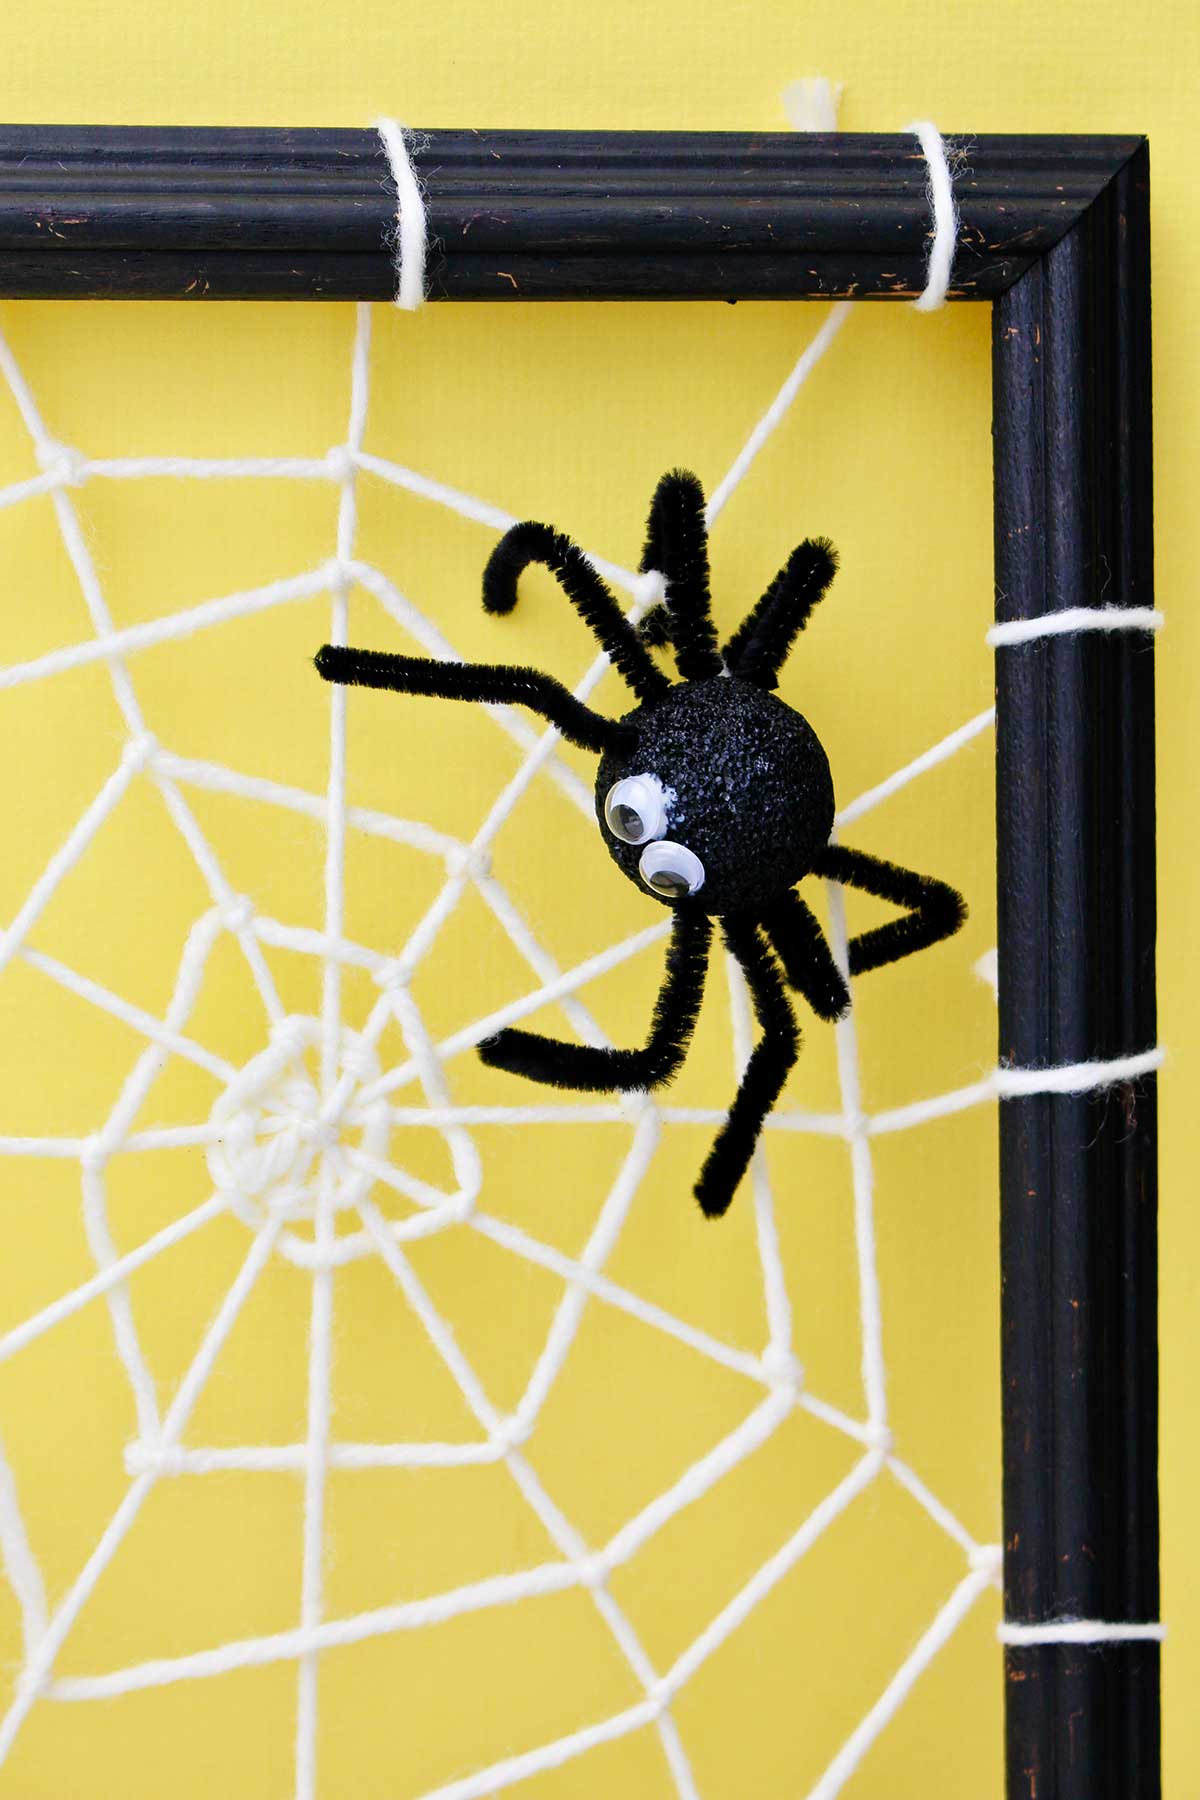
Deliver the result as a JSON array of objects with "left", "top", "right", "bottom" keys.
[
  {"left": 219, "top": 894, "right": 255, "bottom": 934},
  {"left": 760, "top": 1345, "right": 805, "bottom": 1397},
  {"left": 645, "top": 1681, "right": 671, "bottom": 1719},
  {"left": 576, "top": 1554, "right": 608, "bottom": 1592},
  {"left": 121, "top": 732, "right": 159, "bottom": 772},
  {"left": 840, "top": 1106, "right": 869, "bottom": 1140},
  {"left": 618, "top": 1091, "right": 658, "bottom": 1127},
  {"left": 36, "top": 441, "right": 86, "bottom": 486},
  {"left": 445, "top": 845, "right": 492, "bottom": 881},
  {"left": 442, "top": 1189, "right": 477, "bottom": 1225},
  {"left": 490, "top": 1416, "right": 531, "bottom": 1456},
  {"left": 324, "top": 445, "right": 356, "bottom": 484},
  {"left": 80, "top": 1133, "right": 113, "bottom": 1173},
  {"left": 372, "top": 958, "right": 413, "bottom": 992},
  {"left": 969, "top": 1543, "right": 1004, "bottom": 1582},
  {"left": 338, "top": 1036, "right": 379, "bottom": 1085}
]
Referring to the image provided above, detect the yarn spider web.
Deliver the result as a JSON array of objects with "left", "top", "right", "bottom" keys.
[{"left": 0, "top": 298, "right": 1003, "bottom": 1798}]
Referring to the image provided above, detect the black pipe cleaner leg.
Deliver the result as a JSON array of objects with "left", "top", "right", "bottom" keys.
[
  {"left": 479, "top": 909, "right": 712, "bottom": 1091},
  {"left": 638, "top": 469, "right": 723, "bottom": 681},
  {"left": 760, "top": 888, "right": 850, "bottom": 1021},
  {"left": 812, "top": 843, "right": 966, "bottom": 973},
  {"left": 481, "top": 520, "right": 670, "bottom": 705},
  {"left": 314, "top": 644, "right": 634, "bottom": 757},
  {"left": 722, "top": 538, "right": 838, "bottom": 690},
  {"left": 693, "top": 918, "right": 800, "bottom": 1219}
]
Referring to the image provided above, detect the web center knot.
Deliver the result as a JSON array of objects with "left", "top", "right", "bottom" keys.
[{"left": 207, "top": 1016, "right": 388, "bottom": 1232}]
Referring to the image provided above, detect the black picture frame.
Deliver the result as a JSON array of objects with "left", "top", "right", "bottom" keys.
[{"left": 0, "top": 127, "right": 1158, "bottom": 1800}]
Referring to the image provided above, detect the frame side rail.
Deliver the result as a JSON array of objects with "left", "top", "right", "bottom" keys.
[{"left": 993, "top": 142, "right": 1159, "bottom": 1800}]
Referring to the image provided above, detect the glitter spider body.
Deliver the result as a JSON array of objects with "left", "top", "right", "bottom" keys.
[
  {"left": 316, "top": 470, "right": 965, "bottom": 1217},
  {"left": 595, "top": 678, "right": 835, "bottom": 915}
]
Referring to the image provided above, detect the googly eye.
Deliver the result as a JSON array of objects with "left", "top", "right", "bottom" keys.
[
  {"left": 604, "top": 773, "right": 669, "bottom": 846},
  {"left": 638, "top": 840, "right": 705, "bottom": 900}
]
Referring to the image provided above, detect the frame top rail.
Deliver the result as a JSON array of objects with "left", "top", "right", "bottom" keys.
[{"left": 0, "top": 126, "right": 1144, "bottom": 301}]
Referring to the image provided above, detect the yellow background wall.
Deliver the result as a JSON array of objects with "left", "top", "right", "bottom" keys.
[{"left": 0, "top": 2, "right": 1192, "bottom": 1796}]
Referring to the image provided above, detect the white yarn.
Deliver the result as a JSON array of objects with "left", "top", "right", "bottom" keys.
[
  {"left": 811, "top": 1563, "right": 998, "bottom": 1799},
  {"left": 996, "top": 1045, "right": 1163, "bottom": 1098},
  {"left": 783, "top": 86, "right": 957, "bottom": 316},
  {"left": 999, "top": 1619, "right": 1166, "bottom": 1647},
  {"left": 904, "top": 120, "right": 959, "bottom": 311},
  {"left": 988, "top": 604, "right": 1165, "bottom": 647},
  {"left": 375, "top": 118, "right": 429, "bottom": 311},
  {"left": 705, "top": 304, "right": 851, "bottom": 525},
  {"left": 0, "top": 1433, "right": 46, "bottom": 1661},
  {"left": 726, "top": 957, "right": 795, "bottom": 1380},
  {"left": 1000, "top": 1620, "right": 1165, "bottom": 1648},
  {"left": 0, "top": 1218, "right": 283, "bottom": 1765},
  {"left": 974, "top": 947, "right": 1000, "bottom": 997},
  {"left": 824, "top": 876, "right": 888, "bottom": 1431},
  {"left": 782, "top": 77, "right": 843, "bottom": 133},
  {"left": 0, "top": 242, "right": 1159, "bottom": 1794},
  {"left": 834, "top": 705, "right": 995, "bottom": 831}
]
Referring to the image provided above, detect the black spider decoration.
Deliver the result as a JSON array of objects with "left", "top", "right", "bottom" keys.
[{"left": 315, "top": 470, "right": 965, "bottom": 1218}]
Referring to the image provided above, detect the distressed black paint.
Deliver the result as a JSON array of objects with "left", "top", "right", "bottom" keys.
[
  {"left": 0, "top": 126, "right": 1142, "bottom": 301},
  {"left": 993, "top": 142, "right": 1158, "bottom": 1798}
]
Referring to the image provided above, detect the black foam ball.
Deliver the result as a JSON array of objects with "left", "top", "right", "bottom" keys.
[{"left": 594, "top": 677, "right": 835, "bottom": 915}]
